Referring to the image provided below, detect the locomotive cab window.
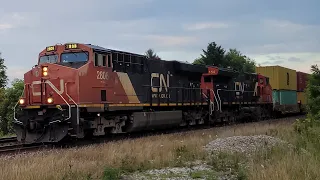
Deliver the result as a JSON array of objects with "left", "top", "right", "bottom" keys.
[
  {"left": 39, "top": 54, "right": 58, "bottom": 64},
  {"left": 94, "top": 52, "right": 113, "bottom": 68},
  {"left": 94, "top": 53, "right": 106, "bottom": 67},
  {"left": 102, "top": 56, "right": 106, "bottom": 66},
  {"left": 107, "top": 54, "right": 112, "bottom": 68},
  {"left": 61, "top": 52, "right": 88, "bottom": 63}
]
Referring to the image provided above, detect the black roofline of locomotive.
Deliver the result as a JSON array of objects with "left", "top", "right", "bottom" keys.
[
  {"left": 84, "top": 43, "right": 261, "bottom": 76},
  {"left": 85, "top": 44, "right": 146, "bottom": 57}
]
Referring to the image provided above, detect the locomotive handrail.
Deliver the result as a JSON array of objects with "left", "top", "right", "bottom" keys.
[
  {"left": 64, "top": 82, "right": 79, "bottom": 125},
  {"left": 142, "top": 85, "right": 204, "bottom": 90},
  {"left": 210, "top": 89, "right": 220, "bottom": 112},
  {"left": 13, "top": 84, "right": 28, "bottom": 125},
  {"left": 44, "top": 81, "right": 72, "bottom": 120},
  {"left": 202, "top": 92, "right": 208, "bottom": 99},
  {"left": 216, "top": 89, "right": 222, "bottom": 112},
  {"left": 202, "top": 92, "right": 214, "bottom": 115},
  {"left": 210, "top": 101, "right": 214, "bottom": 115}
]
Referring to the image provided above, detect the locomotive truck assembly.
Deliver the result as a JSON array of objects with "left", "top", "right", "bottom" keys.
[{"left": 13, "top": 43, "right": 307, "bottom": 144}]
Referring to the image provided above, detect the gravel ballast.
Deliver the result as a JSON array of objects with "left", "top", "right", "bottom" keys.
[
  {"left": 123, "top": 135, "right": 292, "bottom": 179},
  {"left": 122, "top": 162, "right": 236, "bottom": 180},
  {"left": 204, "top": 135, "right": 291, "bottom": 156}
]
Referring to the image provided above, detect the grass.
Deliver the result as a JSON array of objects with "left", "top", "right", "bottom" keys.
[
  {"left": 246, "top": 121, "right": 320, "bottom": 180},
  {"left": 102, "top": 167, "right": 121, "bottom": 180},
  {"left": 0, "top": 132, "right": 16, "bottom": 138},
  {"left": 0, "top": 118, "right": 314, "bottom": 180}
]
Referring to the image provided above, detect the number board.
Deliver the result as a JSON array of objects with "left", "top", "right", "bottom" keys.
[
  {"left": 65, "top": 43, "right": 78, "bottom": 49},
  {"left": 97, "top": 71, "right": 109, "bottom": 80},
  {"left": 46, "top": 46, "right": 55, "bottom": 52},
  {"left": 207, "top": 67, "right": 218, "bottom": 75}
]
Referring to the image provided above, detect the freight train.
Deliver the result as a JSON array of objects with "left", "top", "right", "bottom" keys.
[{"left": 12, "top": 43, "right": 308, "bottom": 144}]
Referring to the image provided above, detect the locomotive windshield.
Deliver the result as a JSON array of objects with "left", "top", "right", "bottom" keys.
[
  {"left": 39, "top": 54, "right": 58, "bottom": 64},
  {"left": 61, "top": 52, "right": 88, "bottom": 63}
]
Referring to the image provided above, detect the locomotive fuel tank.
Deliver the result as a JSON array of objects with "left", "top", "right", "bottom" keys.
[{"left": 125, "top": 111, "right": 183, "bottom": 132}]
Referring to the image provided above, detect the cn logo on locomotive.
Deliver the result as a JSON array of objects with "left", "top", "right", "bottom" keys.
[
  {"left": 31, "top": 79, "right": 64, "bottom": 96},
  {"left": 151, "top": 72, "right": 171, "bottom": 99},
  {"left": 234, "top": 82, "right": 246, "bottom": 93},
  {"left": 151, "top": 72, "right": 170, "bottom": 93}
]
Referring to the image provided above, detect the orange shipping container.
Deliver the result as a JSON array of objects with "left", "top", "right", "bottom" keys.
[{"left": 256, "top": 66, "right": 297, "bottom": 91}]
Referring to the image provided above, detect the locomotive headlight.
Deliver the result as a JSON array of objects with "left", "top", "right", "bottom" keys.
[
  {"left": 19, "top": 98, "right": 25, "bottom": 105},
  {"left": 47, "top": 97, "right": 53, "bottom": 104},
  {"left": 42, "top": 66, "right": 48, "bottom": 76}
]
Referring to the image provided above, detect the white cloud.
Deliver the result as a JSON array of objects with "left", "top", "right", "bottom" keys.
[
  {"left": 0, "top": 13, "right": 26, "bottom": 31},
  {"left": 6, "top": 66, "right": 28, "bottom": 83},
  {"left": 0, "top": 23, "right": 13, "bottom": 30},
  {"left": 262, "top": 19, "right": 306, "bottom": 31},
  {"left": 248, "top": 52, "right": 320, "bottom": 73},
  {"left": 184, "top": 22, "right": 231, "bottom": 31},
  {"left": 144, "top": 35, "right": 196, "bottom": 46},
  {"left": 0, "top": 1, "right": 319, "bottom": 80},
  {"left": 158, "top": 50, "right": 201, "bottom": 62}
]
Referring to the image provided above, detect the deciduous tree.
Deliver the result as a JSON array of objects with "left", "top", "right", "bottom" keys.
[
  {"left": 0, "top": 79, "right": 24, "bottom": 134},
  {"left": 145, "top": 49, "right": 161, "bottom": 60},
  {"left": 193, "top": 42, "right": 225, "bottom": 67},
  {"left": 192, "top": 42, "right": 256, "bottom": 73},
  {"left": 224, "top": 48, "right": 256, "bottom": 73},
  {"left": 306, "top": 65, "right": 320, "bottom": 120},
  {"left": 0, "top": 53, "right": 8, "bottom": 88}
]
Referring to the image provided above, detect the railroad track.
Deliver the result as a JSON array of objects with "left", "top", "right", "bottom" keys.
[
  {"left": 0, "top": 136, "right": 49, "bottom": 156},
  {"left": 0, "top": 143, "right": 49, "bottom": 156},
  {"left": 0, "top": 114, "right": 305, "bottom": 155},
  {"left": 0, "top": 136, "right": 19, "bottom": 148},
  {"left": 0, "top": 136, "right": 17, "bottom": 143},
  {"left": 66, "top": 114, "right": 306, "bottom": 148}
]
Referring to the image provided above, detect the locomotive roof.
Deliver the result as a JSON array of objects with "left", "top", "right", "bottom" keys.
[
  {"left": 85, "top": 44, "right": 146, "bottom": 57},
  {"left": 82, "top": 44, "right": 256, "bottom": 76}
]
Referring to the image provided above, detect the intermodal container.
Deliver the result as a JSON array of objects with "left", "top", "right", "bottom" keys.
[
  {"left": 272, "top": 90, "right": 297, "bottom": 105},
  {"left": 296, "top": 71, "right": 310, "bottom": 92},
  {"left": 297, "top": 92, "right": 307, "bottom": 105},
  {"left": 256, "top": 66, "right": 297, "bottom": 91}
]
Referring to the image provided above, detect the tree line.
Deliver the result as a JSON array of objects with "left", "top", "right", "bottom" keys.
[
  {"left": 146, "top": 42, "right": 256, "bottom": 73},
  {"left": 0, "top": 53, "right": 24, "bottom": 135},
  {"left": 192, "top": 42, "right": 256, "bottom": 73}
]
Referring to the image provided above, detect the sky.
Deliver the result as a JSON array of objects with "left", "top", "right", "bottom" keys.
[{"left": 0, "top": 0, "right": 319, "bottom": 84}]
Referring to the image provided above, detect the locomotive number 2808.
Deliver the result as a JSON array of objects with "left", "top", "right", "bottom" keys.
[{"left": 96, "top": 71, "right": 109, "bottom": 80}]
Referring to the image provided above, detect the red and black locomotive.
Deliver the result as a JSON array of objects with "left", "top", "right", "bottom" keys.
[{"left": 13, "top": 43, "right": 274, "bottom": 143}]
